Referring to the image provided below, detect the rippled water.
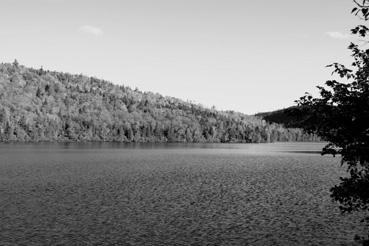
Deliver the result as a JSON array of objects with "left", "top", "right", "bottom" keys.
[{"left": 0, "top": 142, "right": 366, "bottom": 245}]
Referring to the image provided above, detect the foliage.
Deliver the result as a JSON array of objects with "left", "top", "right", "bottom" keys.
[
  {"left": 296, "top": 0, "right": 369, "bottom": 213},
  {"left": 256, "top": 106, "right": 309, "bottom": 128},
  {"left": 0, "top": 62, "right": 315, "bottom": 143}
]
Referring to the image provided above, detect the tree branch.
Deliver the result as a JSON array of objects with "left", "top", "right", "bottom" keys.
[{"left": 353, "top": 0, "right": 369, "bottom": 8}]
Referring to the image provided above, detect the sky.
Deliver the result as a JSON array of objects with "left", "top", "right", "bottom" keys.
[{"left": 0, "top": 0, "right": 363, "bottom": 114}]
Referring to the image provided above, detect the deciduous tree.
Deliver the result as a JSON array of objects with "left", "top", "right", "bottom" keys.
[{"left": 296, "top": 0, "right": 369, "bottom": 242}]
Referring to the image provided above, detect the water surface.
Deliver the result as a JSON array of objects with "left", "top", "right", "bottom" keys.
[{"left": 0, "top": 142, "right": 365, "bottom": 245}]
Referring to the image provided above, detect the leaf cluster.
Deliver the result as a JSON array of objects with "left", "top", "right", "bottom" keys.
[{"left": 296, "top": 1, "right": 369, "bottom": 212}]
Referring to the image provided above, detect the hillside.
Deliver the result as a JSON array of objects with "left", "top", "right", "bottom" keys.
[
  {"left": 0, "top": 61, "right": 316, "bottom": 143},
  {"left": 256, "top": 107, "right": 302, "bottom": 128}
]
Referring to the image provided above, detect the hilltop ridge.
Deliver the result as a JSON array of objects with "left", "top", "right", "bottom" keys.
[{"left": 0, "top": 61, "right": 316, "bottom": 143}]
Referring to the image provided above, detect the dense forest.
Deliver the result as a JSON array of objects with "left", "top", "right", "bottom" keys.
[
  {"left": 0, "top": 61, "right": 317, "bottom": 143},
  {"left": 255, "top": 107, "right": 306, "bottom": 128}
]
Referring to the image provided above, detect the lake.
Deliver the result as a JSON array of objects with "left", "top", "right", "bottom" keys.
[{"left": 0, "top": 142, "right": 366, "bottom": 245}]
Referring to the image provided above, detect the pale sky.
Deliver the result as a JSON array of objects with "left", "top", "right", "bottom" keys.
[{"left": 0, "top": 0, "right": 363, "bottom": 114}]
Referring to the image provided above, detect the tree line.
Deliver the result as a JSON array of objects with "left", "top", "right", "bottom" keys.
[{"left": 0, "top": 61, "right": 316, "bottom": 143}]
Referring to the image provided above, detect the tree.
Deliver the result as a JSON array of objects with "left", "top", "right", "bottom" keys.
[
  {"left": 296, "top": 0, "right": 369, "bottom": 241},
  {"left": 0, "top": 56, "right": 313, "bottom": 143},
  {"left": 12, "top": 59, "right": 19, "bottom": 68}
]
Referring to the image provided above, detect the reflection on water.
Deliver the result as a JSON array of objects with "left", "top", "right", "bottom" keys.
[{"left": 0, "top": 141, "right": 327, "bottom": 154}]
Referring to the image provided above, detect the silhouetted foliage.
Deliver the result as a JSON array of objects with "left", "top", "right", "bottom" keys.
[
  {"left": 0, "top": 63, "right": 315, "bottom": 143},
  {"left": 296, "top": 0, "right": 369, "bottom": 218}
]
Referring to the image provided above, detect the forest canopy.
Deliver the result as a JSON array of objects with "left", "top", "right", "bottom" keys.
[{"left": 0, "top": 62, "right": 316, "bottom": 143}]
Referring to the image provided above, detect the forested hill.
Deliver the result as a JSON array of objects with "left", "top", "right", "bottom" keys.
[
  {"left": 0, "top": 61, "right": 316, "bottom": 143},
  {"left": 256, "top": 107, "right": 312, "bottom": 129},
  {"left": 256, "top": 107, "right": 301, "bottom": 128}
]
